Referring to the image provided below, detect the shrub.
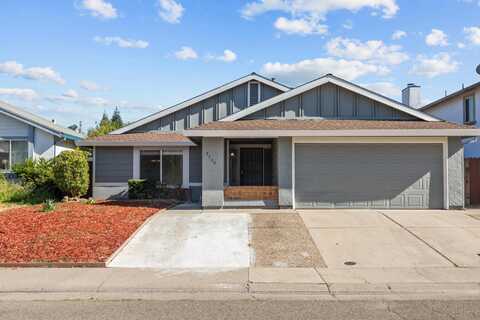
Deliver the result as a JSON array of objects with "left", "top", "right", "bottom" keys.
[
  {"left": 128, "top": 179, "right": 156, "bottom": 199},
  {"left": 0, "top": 175, "right": 27, "bottom": 203},
  {"left": 53, "top": 150, "right": 89, "bottom": 198},
  {"left": 41, "top": 199, "right": 56, "bottom": 212},
  {"left": 12, "top": 158, "right": 61, "bottom": 203}
]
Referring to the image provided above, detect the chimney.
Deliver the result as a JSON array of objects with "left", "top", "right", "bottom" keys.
[{"left": 402, "top": 83, "right": 421, "bottom": 108}]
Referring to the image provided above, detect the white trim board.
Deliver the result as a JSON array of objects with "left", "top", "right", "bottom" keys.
[
  {"left": 222, "top": 74, "right": 440, "bottom": 122},
  {"left": 110, "top": 74, "right": 290, "bottom": 135}
]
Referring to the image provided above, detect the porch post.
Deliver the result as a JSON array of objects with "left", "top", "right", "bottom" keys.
[
  {"left": 202, "top": 137, "right": 225, "bottom": 208},
  {"left": 277, "top": 137, "right": 293, "bottom": 208}
]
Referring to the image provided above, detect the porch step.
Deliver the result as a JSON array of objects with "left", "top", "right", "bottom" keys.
[{"left": 223, "top": 200, "right": 278, "bottom": 209}]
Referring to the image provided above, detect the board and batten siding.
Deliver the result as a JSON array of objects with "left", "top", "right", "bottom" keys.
[
  {"left": 244, "top": 83, "right": 416, "bottom": 120},
  {"left": 95, "top": 147, "right": 133, "bottom": 183},
  {"left": 0, "top": 113, "right": 30, "bottom": 137},
  {"left": 128, "top": 83, "right": 283, "bottom": 133}
]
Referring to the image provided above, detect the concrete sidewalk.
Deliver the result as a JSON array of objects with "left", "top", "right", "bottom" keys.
[{"left": 1, "top": 267, "right": 480, "bottom": 300}]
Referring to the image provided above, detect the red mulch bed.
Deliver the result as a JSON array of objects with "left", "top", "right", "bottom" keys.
[{"left": 0, "top": 201, "right": 168, "bottom": 264}]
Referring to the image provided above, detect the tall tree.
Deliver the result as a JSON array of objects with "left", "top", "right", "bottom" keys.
[
  {"left": 88, "top": 111, "right": 115, "bottom": 137},
  {"left": 111, "top": 107, "right": 124, "bottom": 128}
]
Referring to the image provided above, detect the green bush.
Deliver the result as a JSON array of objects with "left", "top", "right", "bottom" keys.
[
  {"left": 0, "top": 175, "right": 27, "bottom": 203},
  {"left": 128, "top": 179, "right": 157, "bottom": 199},
  {"left": 41, "top": 199, "right": 56, "bottom": 212},
  {"left": 53, "top": 150, "right": 89, "bottom": 198},
  {"left": 12, "top": 158, "right": 61, "bottom": 203},
  {"left": 13, "top": 158, "right": 55, "bottom": 189}
]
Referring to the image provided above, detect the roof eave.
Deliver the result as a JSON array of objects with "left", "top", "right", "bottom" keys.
[
  {"left": 184, "top": 128, "right": 480, "bottom": 138},
  {"left": 75, "top": 140, "right": 196, "bottom": 147}
]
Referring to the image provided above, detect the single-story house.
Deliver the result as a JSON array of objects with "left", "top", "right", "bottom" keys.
[
  {"left": 77, "top": 73, "right": 480, "bottom": 209},
  {"left": 420, "top": 80, "right": 480, "bottom": 205},
  {"left": 0, "top": 100, "right": 84, "bottom": 172}
]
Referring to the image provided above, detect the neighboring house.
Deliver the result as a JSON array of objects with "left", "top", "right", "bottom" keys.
[
  {"left": 420, "top": 81, "right": 480, "bottom": 205},
  {"left": 0, "top": 101, "right": 84, "bottom": 172},
  {"left": 77, "top": 73, "right": 480, "bottom": 210}
]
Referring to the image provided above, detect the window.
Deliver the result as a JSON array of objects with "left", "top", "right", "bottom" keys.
[
  {"left": 139, "top": 149, "right": 183, "bottom": 186},
  {"left": 464, "top": 95, "right": 476, "bottom": 124},
  {"left": 248, "top": 81, "right": 260, "bottom": 106},
  {"left": 140, "top": 150, "right": 160, "bottom": 182},
  {"left": 162, "top": 153, "right": 183, "bottom": 186},
  {"left": 0, "top": 140, "right": 28, "bottom": 171}
]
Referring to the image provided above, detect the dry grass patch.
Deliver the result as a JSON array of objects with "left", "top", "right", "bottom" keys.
[{"left": 250, "top": 213, "right": 326, "bottom": 268}]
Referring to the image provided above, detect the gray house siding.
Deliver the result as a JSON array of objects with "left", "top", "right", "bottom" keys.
[
  {"left": 448, "top": 137, "right": 465, "bottom": 208},
  {"left": 129, "top": 82, "right": 283, "bottom": 133},
  {"left": 95, "top": 147, "right": 133, "bottom": 183},
  {"left": 294, "top": 143, "right": 444, "bottom": 209},
  {"left": 202, "top": 137, "right": 224, "bottom": 208},
  {"left": 244, "top": 83, "right": 416, "bottom": 120}
]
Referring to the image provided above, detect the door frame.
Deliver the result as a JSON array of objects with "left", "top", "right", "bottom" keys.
[{"left": 291, "top": 137, "right": 449, "bottom": 210}]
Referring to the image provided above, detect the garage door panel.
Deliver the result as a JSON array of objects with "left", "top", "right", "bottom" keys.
[{"left": 295, "top": 143, "right": 443, "bottom": 209}]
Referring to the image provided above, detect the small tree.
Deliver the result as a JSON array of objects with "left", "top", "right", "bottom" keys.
[{"left": 53, "top": 150, "right": 89, "bottom": 198}]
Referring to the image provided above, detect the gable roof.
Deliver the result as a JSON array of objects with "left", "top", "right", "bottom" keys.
[
  {"left": 111, "top": 73, "right": 291, "bottom": 135},
  {"left": 420, "top": 81, "right": 480, "bottom": 111},
  {"left": 0, "top": 100, "right": 84, "bottom": 140},
  {"left": 222, "top": 74, "right": 440, "bottom": 122}
]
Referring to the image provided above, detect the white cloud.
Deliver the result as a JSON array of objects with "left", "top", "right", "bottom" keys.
[
  {"left": 157, "top": 0, "right": 184, "bottom": 23},
  {"left": 326, "top": 37, "right": 409, "bottom": 65},
  {"left": 174, "top": 46, "right": 198, "bottom": 60},
  {"left": 392, "top": 30, "right": 406, "bottom": 40},
  {"left": 425, "top": 29, "right": 449, "bottom": 46},
  {"left": 0, "top": 88, "right": 39, "bottom": 101},
  {"left": 0, "top": 60, "right": 65, "bottom": 84},
  {"left": 464, "top": 26, "right": 480, "bottom": 45},
  {"left": 261, "top": 57, "right": 389, "bottom": 85},
  {"left": 80, "top": 0, "right": 118, "bottom": 19},
  {"left": 274, "top": 17, "right": 327, "bottom": 35},
  {"left": 410, "top": 53, "right": 459, "bottom": 78},
  {"left": 62, "top": 89, "right": 79, "bottom": 99},
  {"left": 362, "top": 82, "right": 400, "bottom": 98},
  {"left": 208, "top": 49, "right": 237, "bottom": 63},
  {"left": 94, "top": 36, "right": 149, "bottom": 49},
  {"left": 241, "top": 0, "right": 399, "bottom": 20},
  {"left": 80, "top": 80, "right": 102, "bottom": 91},
  {"left": 457, "top": 42, "right": 466, "bottom": 49}
]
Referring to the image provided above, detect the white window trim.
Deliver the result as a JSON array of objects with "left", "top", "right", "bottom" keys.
[
  {"left": 291, "top": 137, "right": 449, "bottom": 210},
  {"left": 134, "top": 147, "right": 190, "bottom": 188},
  {"left": 464, "top": 94, "right": 476, "bottom": 124},
  {"left": 0, "top": 139, "right": 28, "bottom": 172},
  {"left": 247, "top": 81, "right": 261, "bottom": 107}
]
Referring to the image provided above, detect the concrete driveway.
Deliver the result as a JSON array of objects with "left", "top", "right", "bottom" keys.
[
  {"left": 108, "top": 212, "right": 251, "bottom": 268},
  {"left": 299, "top": 209, "right": 480, "bottom": 268}
]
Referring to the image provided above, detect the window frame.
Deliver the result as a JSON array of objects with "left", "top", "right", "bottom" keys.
[
  {"left": 0, "top": 139, "right": 28, "bottom": 172},
  {"left": 463, "top": 94, "right": 476, "bottom": 124},
  {"left": 247, "top": 81, "right": 261, "bottom": 107},
  {"left": 138, "top": 148, "right": 184, "bottom": 188}
]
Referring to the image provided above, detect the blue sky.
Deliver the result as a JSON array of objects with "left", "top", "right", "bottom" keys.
[{"left": 1, "top": 0, "right": 480, "bottom": 130}]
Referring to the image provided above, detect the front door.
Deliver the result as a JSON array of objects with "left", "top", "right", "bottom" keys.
[{"left": 240, "top": 148, "right": 263, "bottom": 186}]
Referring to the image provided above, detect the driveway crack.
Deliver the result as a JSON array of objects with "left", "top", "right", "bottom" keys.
[{"left": 376, "top": 210, "right": 459, "bottom": 267}]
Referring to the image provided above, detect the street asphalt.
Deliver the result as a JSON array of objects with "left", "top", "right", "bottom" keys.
[{"left": 3, "top": 299, "right": 480, "bottom": 320}]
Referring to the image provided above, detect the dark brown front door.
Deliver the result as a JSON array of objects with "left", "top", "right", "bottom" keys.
[
  {"left": 240, "top": 148, "right": 263, "bottom": 186},
  {"left": 469, "top": 159, "right": 480, "bottom": 205}
]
